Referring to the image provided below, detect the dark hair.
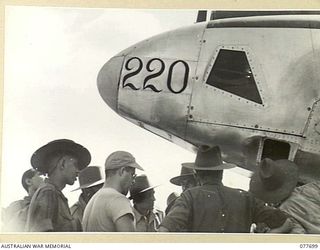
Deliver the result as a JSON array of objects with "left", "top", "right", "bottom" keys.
[
  {"left": 21, "top": 169, "right": 37, "bottom": 192},
  {"left": 105, "top": 168, "right": 118, "bottom": 179},
  {"left": 132, "top": 189, "right": 154, "bottom": 203},
  {"left": 195, "top": 170, "right": 223, "bottom": 182},
  {"left": 46, "top": 152, "right": 77, "bottom": 176},
  {"left": 46, "top": 153, "right": 64, "bottom": 176}
]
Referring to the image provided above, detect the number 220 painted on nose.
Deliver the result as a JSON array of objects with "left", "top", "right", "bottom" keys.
[{"left": 122, "top": 57, "right": 190, "bottom": 94}]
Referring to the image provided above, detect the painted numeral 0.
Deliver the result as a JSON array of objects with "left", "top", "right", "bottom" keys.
[{"left": 167, "top": 60, "right": 189, "bottom": 94}]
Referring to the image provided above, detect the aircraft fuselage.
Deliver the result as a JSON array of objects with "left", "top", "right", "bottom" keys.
[{"left": 98, "top": 15, "right": 320, "bottom": 183}]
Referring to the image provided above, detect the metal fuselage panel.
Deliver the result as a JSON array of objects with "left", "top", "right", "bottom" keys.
[
  {"left": 116, "top": 23, "right": 206, "bottom": 139},
  {"left": 190, "top": 27, "right": 319, "bottom": 135},
  {"left": 186, "top": 24, "right": 320, "bottom": 180},
  {"left": 99, "top": 16, "right": 320, "bottom": 182}
]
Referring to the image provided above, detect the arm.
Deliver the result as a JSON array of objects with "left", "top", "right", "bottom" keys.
[
  {"left": 115, "top": 213, "right": 135, "bottom": 232},
  {"left": 109, "top": 195, "right": 136, "bottom": 232},
  {"left": 25, "top": 187, "right": 57, "bottom": 232},
  {"left": 267, "top": 218, "right": 293, "bottom": 233},
  {"left": 279, "top": 192, "right": 308, "bottom": 234},
  {"left": 252, "top": 197, "right": 288, "bottom": 229},
  {"left": 160, "top": 192, "right": 192, "bottom": 232},
  {"left": 70, "top": 204, "right": 82, "bottom": 229},
  {"left": 286, "top": 217, "right": 306, "bottom": 234}
]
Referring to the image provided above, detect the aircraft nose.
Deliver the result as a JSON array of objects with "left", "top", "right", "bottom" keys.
[{"left": 97, "top": 56, "right": 124, "bottom": 112}]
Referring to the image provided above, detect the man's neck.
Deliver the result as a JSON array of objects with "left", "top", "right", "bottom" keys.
[
  {"left": 200, "top": 179, "right": 222, "bottom": 186},
  {"left": 104, "top": 179, "right": 124, "bottom": 194},
  {"left": 134, "top": 205, "right": 150, "bottom": 216},
  {"left": 28, "top": 187, "right": 36, "bottom": 197},
  {"left": 47, "top": 176, "right": 66, "bottom": 191}
]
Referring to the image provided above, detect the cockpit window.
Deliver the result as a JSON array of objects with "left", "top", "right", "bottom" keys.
[{"left": 206, "top": 49, "right": 263, "bottom": 104}]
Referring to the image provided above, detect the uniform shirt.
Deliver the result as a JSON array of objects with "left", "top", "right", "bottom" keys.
[
  {"left": 165, "top": 197, "right": 178, "bottom": 215},
  {"left": 3, "top": 196, "right": 31, "bottom": 232},
  {"left": 161, "top": 182, "right": 288, "bottom": 233},
  {"left": 70, "top": 194, "right": 87, "bottom": 229},
  {"left": 133, "top": 207, "right": 164, "bottom": 232},
  {"left": 25, "top": 179, "right": 81, "bottom": 232},
  {"left": 82, "top": 187, "right": 134, "bottom": 232},
  {"left": 280, "top": 181, "right": 320, "bottom": 234}
]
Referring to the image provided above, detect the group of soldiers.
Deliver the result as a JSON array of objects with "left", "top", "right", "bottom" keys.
[{"left": 2, "top": 139, "right": 320, "bottom": 233}]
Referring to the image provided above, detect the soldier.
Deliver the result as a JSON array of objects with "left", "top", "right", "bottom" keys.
[
  {"left": 280, "top": 181, "right": 320, "bottom": 234},
  {"left": 250, "top": 158, "right": 320, "bottom": 233},
  {"left": 3, "top": 169, "right": 44, "bottom": 231},
  {"left": 165, "top": 165, "right": 199, "bottom": 215},
  {"left": 25, "top": 139, "right": 91, "bottom": 232},
  {"left": 170, "top": 164, "right": 198, "bottom": 192},
  {"left": 82, "top": 151, "right": 143, "bottom": 232},
  {"left": 129, "top": 175, "right": 163, "bottom": 232},
  {"left": 70, "top": 166, "right": 104, "bottom": 227},
  {"left": 165, "top": 192, "right": 179, "bottom": 215},
  {"left": 159, "top": 145, "right": 292, "bottom": 233}
]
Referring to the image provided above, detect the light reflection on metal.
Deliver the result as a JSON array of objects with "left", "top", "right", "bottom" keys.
[{"left": 98, "top": 15, "right": 320, "bottom": 184}]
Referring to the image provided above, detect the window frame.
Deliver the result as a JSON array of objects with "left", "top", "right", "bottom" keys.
[{"left": 203, "top": 45, "right": 265, "bottom": 107}]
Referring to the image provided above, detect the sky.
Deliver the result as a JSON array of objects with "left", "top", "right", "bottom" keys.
[{"left": 2, "top": 6, "right": 250, "bottom": 211}]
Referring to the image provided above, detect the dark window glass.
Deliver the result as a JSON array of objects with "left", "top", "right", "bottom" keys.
[
  {"left": 206, "top": 49, "right": 263, "bottom": 104},
  {"left": 261, "top": 139, "right": 290, "bottom": 160}
]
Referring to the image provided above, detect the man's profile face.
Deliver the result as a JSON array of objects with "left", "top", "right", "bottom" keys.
[
  {"left": 136, "top": 189, "right": 155, "bottom": 212},
  {"left": 25, "top": 171, "right": 44, "bottom": 192},
  {"left": 62, "top": 155, "right": 80, "bottom": 185},
  {"left": 121, "top": 167, "right": 136, "bottom": 195}
]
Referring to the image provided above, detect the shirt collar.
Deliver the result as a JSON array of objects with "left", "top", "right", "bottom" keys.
[
  {"left": 44, "top": 178, "right": 68, "bottom": 201},
  {"left": 133, "top": 207, "right": 155, "bottom": 222},
  {"left": 201, "top": 180, "right": 223, "bottom": 186}
]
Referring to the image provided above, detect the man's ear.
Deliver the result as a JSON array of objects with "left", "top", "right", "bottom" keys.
[
  {"left": 25, "top": 178, "right": 32, "bottom": 187},
  {"left": 58, "top": 157, "right": 66, "bottom": 170},
  {"left": 119, "top": 167, "right": 125, "bottom": 176}
]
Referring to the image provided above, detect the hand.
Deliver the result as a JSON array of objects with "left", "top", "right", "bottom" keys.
[{"left": 267, "top": 218, "right": 293, "bottom": 233}]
